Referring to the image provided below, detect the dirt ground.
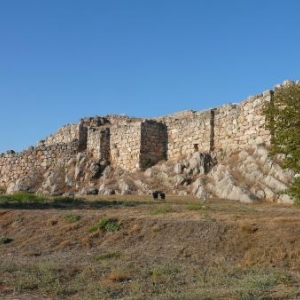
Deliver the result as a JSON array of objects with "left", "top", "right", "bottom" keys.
[{"left": 1, "top": 195, "right": 300, "bottom": 299}]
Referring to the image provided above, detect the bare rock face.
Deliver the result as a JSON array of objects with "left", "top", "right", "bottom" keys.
[
  {"left": 191, "top": 178, "right": 207, "bottom": 202},
  {"left": 118, "top": 179, "right": 133, "bottom": 195},
  {"left": 205, "top": 146, "right": 294, "bottom": 203},
  {"left": 188, "top": 152, "right": 214, "bottom": 174},
  {"left": 80, "top": 188, "right": 99, "bottom": 195},
  {"left": 38, "top": 170, "right": 65, "bottom": 196},
  {"left": 6, "top": 177, "right": 36, "bottom": 194},
  {"left": 1, "top": 145, "right": 295, "bottom": 204}
]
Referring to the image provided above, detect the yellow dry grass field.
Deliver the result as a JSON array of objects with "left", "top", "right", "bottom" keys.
[{"left": 1, "top": 194, "right": 300, "bottom": 299}]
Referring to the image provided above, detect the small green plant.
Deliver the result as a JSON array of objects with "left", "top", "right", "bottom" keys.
[
  {"left": 63, "top": 213, "right": 81, "bottom": 222},
  {"left": 94, "top": 251, "right": 122, "bottom": 261},
  {"left": 89, "top": 216, "right": 120, "bottom": 233},
  {"left": 0, "top": 237, "right": 13, "bottom": 244}
]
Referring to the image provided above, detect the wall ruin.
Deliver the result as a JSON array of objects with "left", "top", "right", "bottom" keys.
[
  {"left": 0, "top": 140, "right": 79, "bottom": 185},
  {"left": 0, "top": 85, "right": 277, "bottom": 183}
]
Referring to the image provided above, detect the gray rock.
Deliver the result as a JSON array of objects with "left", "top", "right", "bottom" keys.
[
  {"left": 174, "top": 174, "right": 186, "bottom": 186},
  {"left": 277, "top": 194, "right": 294, "bottom": 204},
  {"left": 191, "top": 178, "right": 207, "bottom": 201},
  {"left": 65, "top": 171, "right": 74, "bottom": 187},
  {"left": 255, "top": 189, "right": 265, "bottom": 200},
  {"left": 119, "top": 180, "right": 132, "bottom": 195},
  {"left": 144, "top": 168, "right": 155, "bottom": 177},
  {"left": 177, "top": 190, "right": 188, "bottom": 196},
  {"left": 188, "top": 152, "right": 214, "bottom": 174},
  {"left": 89, "top": 163, "right": 101, "bottom": 179},
  {"left": 75, "top": 166, "right": 83, "bottom": 181},
  {"left": 174, "top": 163, "right": 184, "bottom": 174},
  {"left": 102, "top": 188, "right": 115, "bottom": 195},
  {"left": 81, "top": 188, "right": 99, "bottom": 195},
  {"left": 6, "top": 177, "right": 34, "bottom": 194}
]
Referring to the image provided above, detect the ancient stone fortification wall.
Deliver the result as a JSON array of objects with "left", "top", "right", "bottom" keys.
[
  {"left": 161, "top": 110, "right": 211, "bottom": 160},
  {"left": 214, "top": 91, "right": 271, "bottom": 152},
  {"left": 0, "top": 141, "right": 79, "bottom": 184},
  {"left": 85, "top": 120, "right": 167, "bottom": 170},
  {"left": 154, "top": 90, "right": 271, "bottom": 160},
  {"left": 42, "top": 122, "right": 87, "bottom": 151},
  {"left": 140, "top": 120, "right": 167, "bottom": 168},
  {"left": 110, "top": 122, "right": 142, "bottom": 171},
  {"left": 0, "top": 85, "right": 277, "bottom": 180},
  {"left": 43, "top": 124, "right": 79, "bottom": 146},
  {"left": 87, "top": 127, "right": 110, "bottom": 160}
]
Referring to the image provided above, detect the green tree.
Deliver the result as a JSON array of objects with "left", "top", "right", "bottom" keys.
[{"left": 264, "top": 82, "right": 300, "bottom": 202}]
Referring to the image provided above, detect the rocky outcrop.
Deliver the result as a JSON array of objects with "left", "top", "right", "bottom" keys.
[{"left": 1, "top": 146, "right": 295, "bottom": 204}]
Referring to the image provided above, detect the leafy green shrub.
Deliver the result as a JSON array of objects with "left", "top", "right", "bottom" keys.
[
  {"left": 264, "top": 82, "right": 300, "bottom": 203},
  {"left": 89, "top": 216, "right": 120, "bottom": 233}
]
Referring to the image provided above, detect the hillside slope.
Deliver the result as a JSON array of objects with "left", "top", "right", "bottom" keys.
[{"left": 1, "top": 196, "right": 300, "bottom": 299}]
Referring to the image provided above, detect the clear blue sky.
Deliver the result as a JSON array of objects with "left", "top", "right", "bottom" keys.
[{"left": 1, "top": 0, "right": 299, "bottom": 153}]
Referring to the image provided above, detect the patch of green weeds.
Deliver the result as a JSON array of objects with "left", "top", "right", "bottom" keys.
[
  {"left": 63, "top": 213, "right": 81, "bottom": 223},
  {"left": 89, "top": 216, "right": 120, "bottom": 233},
  {"left": 0, "top": 192, "right": 45, "bottom": 204}
]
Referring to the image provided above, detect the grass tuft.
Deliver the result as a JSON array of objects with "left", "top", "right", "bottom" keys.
[
  {"left": 89, "top": 216, "right": 120, "bottom": 233},
  {"left": 63, "top": 213, "right": 81, "bottom": 223},
  {"left": 0, "top": 192, "right": 45, "bottom": 203}
]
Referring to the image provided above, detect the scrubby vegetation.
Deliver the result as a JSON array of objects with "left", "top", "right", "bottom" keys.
[
  {"left": 89, "top": 216, "right": 120, "bottom": 233},
  {"left": 264, "top": 82, "right": 300, "bottom": 203}
]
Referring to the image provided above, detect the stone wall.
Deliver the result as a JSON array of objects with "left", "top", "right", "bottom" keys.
[
  {"left": 154, "top": 90, "right": 272, "bottom": 160},
  {"left": 0, "top": 140, "right": 79, "bottom": 185},
  {"left": 42, "top": 122, "right": 88, "bottom": 151},
  {"left": 140, "top": 120, "right": 167, "bottom": 169},
  {"left": 214, "top": 91, "right": 271, "bottom": 152},
  {"left": 87, "top": 127, "right": 110, "bottom": 160},
  {"left": 159, "top": 110, "right": 211, "bottom": 160},
  {"left": 0, "top": 85, "right": 278, "bottom": 179},
  {"left": 110, "top": 122, "right": 142, "bottom": 171},
  {"left": 85, "top": 120, "right": 167, "bottom": 170},
  {"left": 43, "top": 124, "right": 79, "bottom": 146}
]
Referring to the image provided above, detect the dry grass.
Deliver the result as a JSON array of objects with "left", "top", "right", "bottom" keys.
[{"left": 1, "top": 195, "right": 300, "bottom": 299}]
